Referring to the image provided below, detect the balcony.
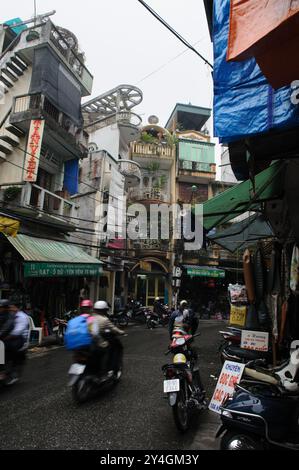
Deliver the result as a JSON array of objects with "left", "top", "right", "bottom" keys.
[
  {"left": 132, "top": 239, "right": 170, "bottom": 254},
  {"left": 22, "top": 183, "right": 79, "bottom": 226},
  {"left": 0, "top": 20, "right": 93, "bottom": 96},
  {"left": 131, "top": 142, "right": 175, "bottom": 170},
  {"left": 128, "top": 187, "right": 169, "bottom": 204},
  {"left": 10, "top": 93, "right": 89, "bottom": 155},
  {"left": 178, "top": 160, "right": 216, "bottom": 183},
  {"left": 85, "top": 111, "right": 142, "bottom": 145},
  {"left": 118, "top": 160, "right": 141, "bottom": 188}
]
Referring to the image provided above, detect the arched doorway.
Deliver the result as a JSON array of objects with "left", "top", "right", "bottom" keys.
[{"left": 129, "top": 259, "right": 169, "bottom": 307}]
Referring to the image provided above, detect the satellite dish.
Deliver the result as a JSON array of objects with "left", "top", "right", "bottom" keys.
[{"left": 148, "top": 115, "right": 159, "bottom": 125}]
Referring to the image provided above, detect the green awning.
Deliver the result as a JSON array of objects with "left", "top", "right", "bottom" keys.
[
  {"left": 6, "top": 234, "right": 103, "bottom": 278},
  {"left": 208, "top": 214, "right": 273, "bottom": 253},
  {"left": 183, "top": 265, "right": 226, "bottom": 278},
  {"left": 203, "top": 161, "right": 286, "bottom": 231}
]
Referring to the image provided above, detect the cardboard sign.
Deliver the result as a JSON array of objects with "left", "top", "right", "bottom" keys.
[
  {"left": 229, "top": 305, "right": 247, "bottom": 327},
  {"left": 209, "top": 361, "right": 245, "bottom": 414},
  {"left": 241, "top": 330, "right": 269, "bottom": 352}
]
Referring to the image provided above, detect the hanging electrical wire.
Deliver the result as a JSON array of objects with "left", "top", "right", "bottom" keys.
[{"left": 137, "top": 0, "right": 213, "bottom": 70}]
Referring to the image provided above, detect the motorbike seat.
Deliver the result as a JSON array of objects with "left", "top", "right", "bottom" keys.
[{"left": 228, "top": 345, "right": 270, "bottom": 361}]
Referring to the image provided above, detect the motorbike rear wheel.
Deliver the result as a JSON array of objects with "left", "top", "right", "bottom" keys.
[
  {"left": 172, "top": 383, "right": 190, "bottom": 433},
  {"left": 220, "top": 431, "right": 264, "bottom": 450}
]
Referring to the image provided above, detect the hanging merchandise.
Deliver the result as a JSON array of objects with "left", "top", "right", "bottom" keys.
[
  {"left": 243, "top": 249, "right": 255, "bottom": 303},
  {"left": 229, "top": 304, "right": 247, "bottom": 327},
  {"left": 254, "top": 247, "right": 265, "bottom": 304},
  {"left": 290, "top": 245, "right": 299, "bottom": 294},
  {"left": 228, "top": 284, "right": 248, "bottom": 304}
]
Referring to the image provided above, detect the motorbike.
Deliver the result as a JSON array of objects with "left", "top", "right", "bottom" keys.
[
  {"left": 109, "top": 309, "right": 129, "bottom": 328},
  {"left": 217, "top": 347, "right": 299, "bottom": 450},
  {"left": 146, "top": 310, "right": 169, "bottom": 329},
  {"left": 162, "top": 330, "right": 206, "bottom": 432},
  {"left": 219, "top": 327, "right": 290, "bottom": 365},
  {"left": 53, "top": 310, "right": 77, "bottom": 345},
  {"left": 126, "top": 300, "right": 148, "bottom": 324},
  {"left": 0, "top": 346, "right": 27, "bottom": 387},
  {"left": 68, "top": 329, "right": 124, "bottom": 404}
]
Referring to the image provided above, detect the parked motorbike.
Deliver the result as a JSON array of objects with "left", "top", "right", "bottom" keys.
[
  {"left": 217, "top": 348, "right": 299, "bottom": 450},
  {"left": 109, "top": 309, "right": 129, "bottom": 328},
  {"left": 126, "top": 300, "right": 148, "bottom": 323},
  {"left": 53, "top": 310, "right": 77, "bottom": 345},
  {"left": 162, "top": 330, "right": 206, "bottom": 432},
  {"left": 68, "top": 330, "right": 124, "bottom": 404},
  {"left": 146, "top": 310, "right": 169, "bottom": 329}
]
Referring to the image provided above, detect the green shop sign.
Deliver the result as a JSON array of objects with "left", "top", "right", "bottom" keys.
[
  {"left": 187, "top": 268, "right": 225, "bottom": 278},
  {"left": 24, "top": 263, "right": 103, "bottom": 278}
]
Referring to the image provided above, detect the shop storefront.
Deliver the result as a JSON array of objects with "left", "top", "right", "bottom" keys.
[
  {"left": 0, "top": 232, "right": 102, "bottom": 327},
  {"left": 179, "top": 265, "right": 229, "bottom": 318},
  {"left": 128, "top": 259, "right": 171, "bottom": 307}
]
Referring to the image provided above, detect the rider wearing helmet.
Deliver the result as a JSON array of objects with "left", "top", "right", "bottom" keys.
[
  {"left": 89, "top": 301, "right": 125, "bottom": 378},
  {"left": 80, "top": 299, "right": 93, "bottom": 316},
  {"left": 169, "top": 300, "right": 198, "bottom": 339}
]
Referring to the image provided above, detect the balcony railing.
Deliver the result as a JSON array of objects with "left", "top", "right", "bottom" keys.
[
  {"left": 118, "top": 160, "right": 141, "bottom": 188},
  {"left": 128, "top": 187, "right": 169, "bottom": 203},
  {"left": 131, "top": 142, "right": 174, "bottom": 159},
  {"left": 179, "top": 161, "right": 216, "bottom": 173},
  {"left": 0, "top": 21, "right": 93, "bottom": 95},
  {"left": 12, "top": 93, "right": 89, "bottom": 149},
  {"left": 22, "top": 183, "right": 79, "bottom": 225},
  {"left": 132, "top": 239, "right": 170, "bottom": 252}
]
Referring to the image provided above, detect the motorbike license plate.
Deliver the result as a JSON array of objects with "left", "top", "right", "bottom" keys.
[
  {"left": 164, "top": 379, "right": 180, "bottom": 393},
  {"left": 68, "top": 363, "right": 86, "bottom": 375}
]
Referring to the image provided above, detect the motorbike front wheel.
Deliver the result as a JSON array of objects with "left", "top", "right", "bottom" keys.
[
  {"left": 172, "top": 383, "right": 190, "bottom": 433},
  {"left": 117, "top": 316, "right": 129, "bottom": 328},
  {"left": 220, "top": 431, "right": 264, "bottom": 450},
  {"left": 72, "top": 377, "right": 93, "bottom": 404}
]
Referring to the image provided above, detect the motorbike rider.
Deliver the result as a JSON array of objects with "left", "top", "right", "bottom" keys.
[
  {"left": 0, "top": 300, "right": 15, "bottom": 379},
  {"left": 80, "top": 299, "right": 93, "bottom": 316},
  {"left": 89, "top": 301, "right": 125, "bottom": 379},
  {"left": 1, "top": 301, "right": 30, "bottom": 385},
  {"left": 169, "top": 300, "right": 198, "bottom": 338}
]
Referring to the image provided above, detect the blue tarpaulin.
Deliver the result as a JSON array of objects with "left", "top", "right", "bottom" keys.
[{"left": 213, "top": 0, "right": 299, "bottom": 143}]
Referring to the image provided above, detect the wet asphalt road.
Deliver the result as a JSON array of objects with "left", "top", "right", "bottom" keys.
[{"left": 0, "top": 321, "right": 225, "bottom": 450}]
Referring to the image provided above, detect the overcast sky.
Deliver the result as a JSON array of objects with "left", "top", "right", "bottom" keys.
[{"left": 1, "top": 0, "right": 214, "bottom": 128}]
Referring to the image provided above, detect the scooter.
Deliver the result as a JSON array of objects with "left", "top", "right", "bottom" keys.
[
  {"left": 68, "top": 330, "right": 124, "bottom": 404},
  {"left": 217, "top": 348, "right": 299, "bottom": 450},
  {"left": 53, "top": 310, "right": 77, "bottom": 345},
  {"left": 162, "top": 330, "right": 206, "bottom": 432}
]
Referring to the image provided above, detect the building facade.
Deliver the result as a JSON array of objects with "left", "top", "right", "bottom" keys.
[{"left": 0, "top": 16, "right": 102, "bottom": 329}]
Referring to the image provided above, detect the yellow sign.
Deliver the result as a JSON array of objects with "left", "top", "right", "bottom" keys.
[
  {"left": 230, "top": 305, "right": 247, "bottom": 327},
  {"left": 140, "top": 261, "right": 151, "bottom": 272},
  {"left": 0, "top": 216, "right": 20, "bottom": 237}
]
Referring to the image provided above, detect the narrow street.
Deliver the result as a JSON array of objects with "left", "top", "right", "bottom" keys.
[{"left": 0, "top": 321, "right": 224, "bottom": 450}]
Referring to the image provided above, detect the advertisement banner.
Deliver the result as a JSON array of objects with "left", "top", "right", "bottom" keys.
[
  {"left": 230, "top": 305, "right": 247, "bottom": 327},
  {"left": 209, "top": 361, "right": 245, "bottom": 414},
  {"left": 24, "top": 119, "right": 45, "bottom": 182},
  {"left": 241, "top": 330, "right": 269, "bottom": 352}
]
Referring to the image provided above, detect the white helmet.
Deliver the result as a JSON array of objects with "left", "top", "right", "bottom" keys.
[
  {"left": 94, "top": 300, "right": 109, "bottom": 311},
  {"left": 180, "top": 300, "right": 188, "bottom": 308}
]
